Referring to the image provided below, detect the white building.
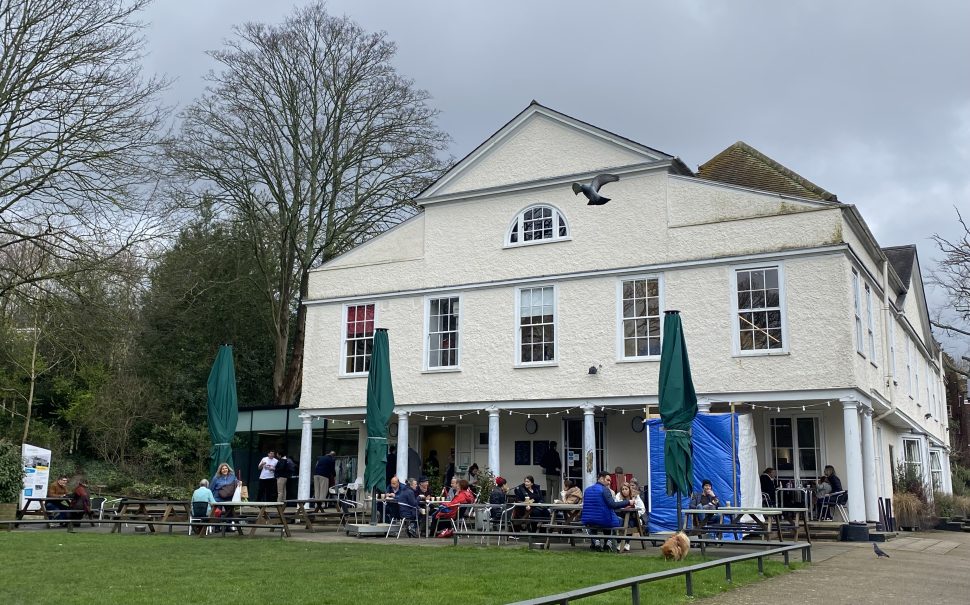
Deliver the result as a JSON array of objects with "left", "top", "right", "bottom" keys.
[{"left": 296, "top": 102, "right": 951, "bottom": 522}]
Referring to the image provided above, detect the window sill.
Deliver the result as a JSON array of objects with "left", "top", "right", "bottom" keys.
[
  {"left": 337, "top": 373, "right": 368, "bottom": 379},
  {"left": 616, "top": 357, "right": 660, "bottom": 363},
  {"left": 514, "top": 362, "right": 559, "bottom": 369},
  {"left": 421, "top": 367, "right": 461, "bottom": 374},
  {"left": 732, "top": 350, "right": 790, "bottom": 358},
  {"left": 503, "top": 237, "right": 572, "bottom": 250}
]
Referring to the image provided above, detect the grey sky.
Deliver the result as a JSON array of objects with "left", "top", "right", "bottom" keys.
[{"left": 143, "top": 1, "right": 970, "bottom": 355}]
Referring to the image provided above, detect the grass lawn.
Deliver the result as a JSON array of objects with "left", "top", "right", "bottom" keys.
[{"left": 0, "top": 533, "right": 795, "bottom": 604}]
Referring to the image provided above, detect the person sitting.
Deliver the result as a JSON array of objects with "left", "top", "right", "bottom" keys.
[
  {"left": 760, "top": 467, "right": 778, "bottom": 507},
  {"left": 467, "top": 463, "right": 480, "bottom": 486},
  {"left": 47, "top": 475, "right": 71, "bottom": 521},
  {"left": 211, "top": 463, "right": 240, "bottom": 503},
  {"left": 581, "top": 471, "right": 630, "bottom": 552},
  {"left": 559, "top": 478, "right": 583, "bottom": 522},
  {"left": 689, "top": 479, "right": 721, "bottom": 527},
  {"left": 192, "top": 478, "right": 218, "bottom": 517},
  {"left": 815, "top": 465, "right": 847, "bottom": 519},
  {"left": 615, "top": 482, "right": 645, "bottom": 552},
  {"left": 383, "top": 476, "right": 403, "bottom": 522},
  {"left": 489, "top": 476, "right": 511, "bottom": 525},
  {"left": 441, "top": 475, "right": 459, "bottom": 500},
  {"left": 433, "top": 479, "right": 475, "bottom": 536},
  {"left": 67, "top": 480, "right": 91, "bottom": 522},
  {"left": 414, "top": 476, "right": 432, "bottom": 500},
  {"left": 395, "top": 478, "right": 421, "bottom": 538},
  {"left": 814, "top": 475, "right": 832, "bottom": 517},
  {"left": 512, "top": 475, "right": 548, "bottom": 531}
]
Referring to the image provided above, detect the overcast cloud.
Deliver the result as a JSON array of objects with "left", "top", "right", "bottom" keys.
[{"left": 143, "top": 1, "right": 970, "bottom": 355}]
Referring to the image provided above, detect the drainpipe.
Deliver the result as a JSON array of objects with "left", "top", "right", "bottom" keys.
[{"left": 874, "top": 257, "right": 895, "bottom": 423}]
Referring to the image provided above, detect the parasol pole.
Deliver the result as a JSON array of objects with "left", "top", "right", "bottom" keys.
[{"left": 731, "top": 402, "right": 738, "bottom": 506}]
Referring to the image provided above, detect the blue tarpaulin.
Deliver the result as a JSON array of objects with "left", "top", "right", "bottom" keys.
[{"left": 648, "top": 414, "right": 740, "bottom": 533}]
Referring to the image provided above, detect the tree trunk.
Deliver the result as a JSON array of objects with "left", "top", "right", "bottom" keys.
[
  {"left": 276, "top": 270, "right": 310, "bottom": 406},
  {"left": 21, "top": 323, "right": 39, "bottom": 444}
]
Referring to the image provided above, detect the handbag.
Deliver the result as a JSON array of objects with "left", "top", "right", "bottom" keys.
[{"left": 218, "top": 483, "right": 235, "bottom": 499}]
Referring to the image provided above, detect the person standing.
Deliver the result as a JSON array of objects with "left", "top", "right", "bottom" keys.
[
  {"left": 275, "top": 452, "right": 295, "bottom": 502},
  {"left": 257, "top": 450, "right": 278, "bottom": 502},
  {"left": 313, "top": 450, "right": 336, "bottom": 503},
  {"left": 539, "top": 441, "right": 562, "bottom": 501}
]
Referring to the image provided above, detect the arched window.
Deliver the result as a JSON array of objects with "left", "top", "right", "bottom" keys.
[{"left": 507, "top": 205, "right": 569, "bottom": 246}]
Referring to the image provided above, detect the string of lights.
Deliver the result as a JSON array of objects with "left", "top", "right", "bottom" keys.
[{"left": 310, "top": 400, "right": 838, "bottom": 425}]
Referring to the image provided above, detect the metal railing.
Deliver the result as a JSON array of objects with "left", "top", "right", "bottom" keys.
[{"left": 507, "top": 541, "right": 811, "bottom": 604}]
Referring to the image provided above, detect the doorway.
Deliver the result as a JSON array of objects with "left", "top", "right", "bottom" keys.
[{"left": 563, "top": 417, "right": 605, "bottom": 482}]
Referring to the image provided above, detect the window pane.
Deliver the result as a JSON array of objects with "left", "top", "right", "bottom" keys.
[
  {"left": 797, "top": 418, "right": 816, "bottom": 447},
  {"left": 737, "top": 271, "right": 751, "bottom": 291}
]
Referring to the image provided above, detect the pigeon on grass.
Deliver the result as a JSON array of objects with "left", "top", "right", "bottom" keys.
[{"left": 873, "top": 542, "right": 890, "bottom": 558}]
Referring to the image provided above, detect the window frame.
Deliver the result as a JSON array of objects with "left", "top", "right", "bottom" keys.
[
  {"left": 865, "top": 283, "right": 878, "bottom": 365},
  {"left": 730, "top": 263, "right": 788, "bottom": 356},
  {"left": 906, "top": 339, "right": 914, "bottom": 398},
  {"left": 852, "top": 270, "right": 864, "bottom": 356},
  {"left": 763, "top": 411, "right": 825, "bottom": 483},
  {"left": 615, "top": 274, "right": 664, "bottom": 362},
  {"left": 930, "top": 450, "right": 943, "bottom": 491},
  {"left": 505, "top": 204, "right": 571, "bottom": 248},
  {"left": 422, "top": 293, "right": 463, "bottom": 372},
  {"left": 514, "top": 284, "right": 558, "bottom": 367},
  {"left": 339, "top": 302, "right": 378, "bottom": 377},
  {"left": 903, "top": 437, "right": 923, "bottom": 477},
  {"left": 889, "top": 317, "right": 897, "bottom": 379}
]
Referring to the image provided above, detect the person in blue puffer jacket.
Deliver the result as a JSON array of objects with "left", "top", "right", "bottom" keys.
[{"left": 581, "top": 471, "right": 630, "bottom": 552}]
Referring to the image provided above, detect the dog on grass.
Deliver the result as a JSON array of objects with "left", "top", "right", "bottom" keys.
[{"left": 660, "top": 532, "right": 690, "bottom": 561}]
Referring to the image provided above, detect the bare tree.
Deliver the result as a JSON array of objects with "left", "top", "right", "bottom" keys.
[
  {"left": 932, "top": 209, "right": 970, "bottom": 343},
  {"left": 0, "top": 0, "right": 168, "bottom": 297},
  {"left": 167, "top": 3, "right": 449, "bottom": 405}
]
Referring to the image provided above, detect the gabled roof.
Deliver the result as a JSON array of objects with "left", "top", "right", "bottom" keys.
[
  {"left": 417, "top": 101, "right": 691, "bottom": 201},
  {"left": 882, "top": 245, "right": 917, "bottom": 292},
  {"left": 697, "top": 141, "right": 838, "bottom": 202}
]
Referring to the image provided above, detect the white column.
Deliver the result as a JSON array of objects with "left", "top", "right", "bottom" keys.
[
  {"left": 396, "top": 410, "right": 409, "bottom": 481},
  {"left": 487, "top": 407, "right": 500, "bottom": 476},
  {"left": 841, "top": 399, "right": 866, "bottom": 522},
  {"left": 355, "top": 423, "right": 367, "bottom": 487},
  {"left": 297, "top": 413, "right": 313, "bottom": 500},
  {"left": 582, "top": 403, "right": 596, "bottom": 489},
  {"left": 859, "top": 407, "right": 878, "bottom": 521}
]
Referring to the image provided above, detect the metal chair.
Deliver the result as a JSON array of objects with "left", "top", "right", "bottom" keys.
[
  {"left": 817, "top": 490, "right": 848, "bottom": 521},
  {"left": 385, "top": 502, "right": 419, "bottom": 538},
  {"left": 189, "top": 501, "right": 211, "bottom": 536}
]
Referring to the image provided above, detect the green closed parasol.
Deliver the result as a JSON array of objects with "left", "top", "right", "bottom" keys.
[
  {"left": 364, "top": 329, "right": 395, "bottom": 522},
  {"left": 206, "top": 345, "right": 239, "bottom": 477},
  {"left": 658, "top": 311, "right": 698, "bottom": 530}
]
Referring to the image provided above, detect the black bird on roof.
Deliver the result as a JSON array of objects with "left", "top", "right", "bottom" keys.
[{"left": 572, "top": 173, "right": 620, "bottom": 205}]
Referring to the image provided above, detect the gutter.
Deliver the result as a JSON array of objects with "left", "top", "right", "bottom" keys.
[{"left": 874, "top": 257, "right": 896, "bottom": 423}]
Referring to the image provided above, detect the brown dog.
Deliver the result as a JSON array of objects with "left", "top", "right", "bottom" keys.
[{"left": 660, "top": 532, "right": 690, "bottom": 561}]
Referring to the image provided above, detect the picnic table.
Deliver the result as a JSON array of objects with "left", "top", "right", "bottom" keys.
[
  {"left": 214, "top": 501, "right": 291, "bottom": 538},
  {"left": 683, "top": 507, "right": 785, "bottom": 542},
  {"left": 17, "top": 496, "right": 80, "bottom": 526},
  {"left": 284, "top": 498, "right": 340, "bottom": 532},
  {"left": 108, "top": 499, "right": 191, "bottom": 533}
]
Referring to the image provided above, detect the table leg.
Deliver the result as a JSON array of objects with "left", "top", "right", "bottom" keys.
[{"left": 277, "top": 505, "right": 291, "bottom": 538}]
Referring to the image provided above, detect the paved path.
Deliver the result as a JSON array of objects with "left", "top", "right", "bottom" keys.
[{"left": 702, "top": 530, "right": 970, "bottom": 604}]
